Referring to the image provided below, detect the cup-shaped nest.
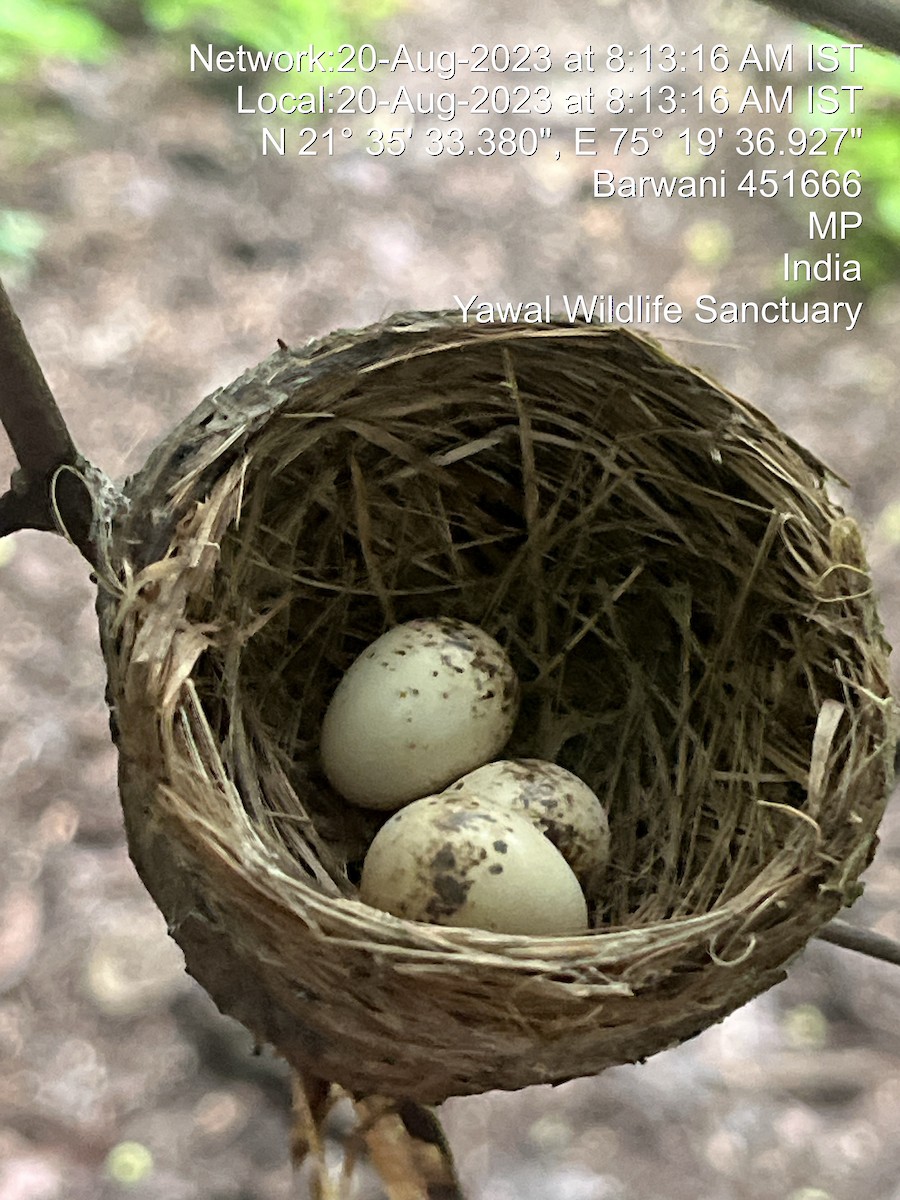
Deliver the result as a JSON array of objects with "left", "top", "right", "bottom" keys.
[{"left": 100, "top": 314, "right": 894, "bottom": 1104}]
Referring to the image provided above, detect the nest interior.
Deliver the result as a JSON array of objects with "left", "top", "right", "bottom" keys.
[{"left": 101, "top": 315, "right": 894, "bottom": 1104}]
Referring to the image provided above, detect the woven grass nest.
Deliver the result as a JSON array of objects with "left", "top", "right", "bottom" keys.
[{"left": 100, "top": 312, "right": 893, "bottom": 1106}]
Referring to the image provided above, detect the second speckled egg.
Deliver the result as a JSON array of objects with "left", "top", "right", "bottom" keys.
[{"left": 442, "top": 758, "right": 610, "bottom": 883}]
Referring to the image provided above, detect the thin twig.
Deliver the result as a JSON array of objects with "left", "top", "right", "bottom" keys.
[
  {"left": 0, "top": 276, "right": 96, "bottom": 558},
  {"left": 762, "top": 0, "right": 900, "bottom": 54},
  {"left": 816, "top": 918, "right": 900, "bottom": 967},
  {"left": 290, "top": 1074, "right": 343, "bottom": 1200},
  {"left": 353, "top": 1095, "right": 466, "bottom": 1200}
]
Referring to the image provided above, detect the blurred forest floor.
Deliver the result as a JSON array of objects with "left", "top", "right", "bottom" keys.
[{"left": 1, "top": 2, "right": 900, "bottom": 1198}]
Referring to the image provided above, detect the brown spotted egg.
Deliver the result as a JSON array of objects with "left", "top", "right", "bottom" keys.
[
  {"left": 320, "top": 618, "right": 519, "bottom": 810},
  {"left": 359, "top": 792, "right": 588, "bottom": 935},
  {"left": 442, "top": 759, "right": 610, "bottom": 884}
]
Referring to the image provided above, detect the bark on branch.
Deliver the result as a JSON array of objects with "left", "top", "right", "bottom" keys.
[
  {"left": 816, "top": 918, "right": 900, "bottom": 968},
  {"left": 0, "top": 276, "right": 96, "bottom": 561},
  {"left": 762, "top": 0, "right": 900, "bottom": 54}
]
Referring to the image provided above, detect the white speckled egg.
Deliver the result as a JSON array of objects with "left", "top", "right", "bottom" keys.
[
  {"left": 320, "top": 617, "right": 519, "bottom": 810},
  {"left": 442, "top": 759, "right": 610, "bottom": 883},
  {"left": 359, "top": 793, "right": 588, "bottom": 935}
]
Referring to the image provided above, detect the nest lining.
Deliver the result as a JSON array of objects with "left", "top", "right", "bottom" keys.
[{"left": 102, "top": 315, "right": 893, "bottom": 1103}]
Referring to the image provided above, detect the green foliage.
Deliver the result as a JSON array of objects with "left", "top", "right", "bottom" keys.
[
  {"left": 845, "top": 51, "right": 900, "bottom": 245},
  {"left": 144, "top": 0, "right": 348, "bottom": 50},
  {"left": 0, "top": 0, "right": 400, "bottom": 79},
  {"left": 804, "top": 49, "right": 900, "bottom": 288},
  {"left": 860, "top": 115, "right": 900, "bottom": 238},
  {"left": 0, "top": 209, "right": 45, "bottom": 282},
  {"left": 0, "top": 1, "right": 114, "bottom": 78}
]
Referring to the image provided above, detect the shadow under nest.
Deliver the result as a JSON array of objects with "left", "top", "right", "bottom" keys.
[{"left": 100, "top": 314, "right": 893, "bottom": 1104}]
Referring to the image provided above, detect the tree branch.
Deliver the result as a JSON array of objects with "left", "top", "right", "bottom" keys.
[
  {"left": 0, "top": 276, "right": 96, "bottom": 560},
  {"left": 760, "top": 0, "right": 900, "bottom": 55},
  {"left": 816, "top": 918, "right": 900, "bottom": 968}
]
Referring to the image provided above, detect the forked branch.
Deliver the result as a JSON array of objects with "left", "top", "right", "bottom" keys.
[{"left": 0, "top": 276, "right": 96, "bottom": 562}]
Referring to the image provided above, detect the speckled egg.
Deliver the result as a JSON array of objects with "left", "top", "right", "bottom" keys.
[
  {"left": 320, "top": 617, "right": 519, "bottom": 810},
  {"left": 358, "top": 792, "right": 588, "bottom": 935},
  {"left": 442, "top": 759, "right": 610, "bottom": 883}
]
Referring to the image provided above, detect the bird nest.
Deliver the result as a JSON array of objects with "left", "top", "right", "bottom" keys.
[{"left": 99, "top": 312, "right": 894, "bottom": 1105}]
